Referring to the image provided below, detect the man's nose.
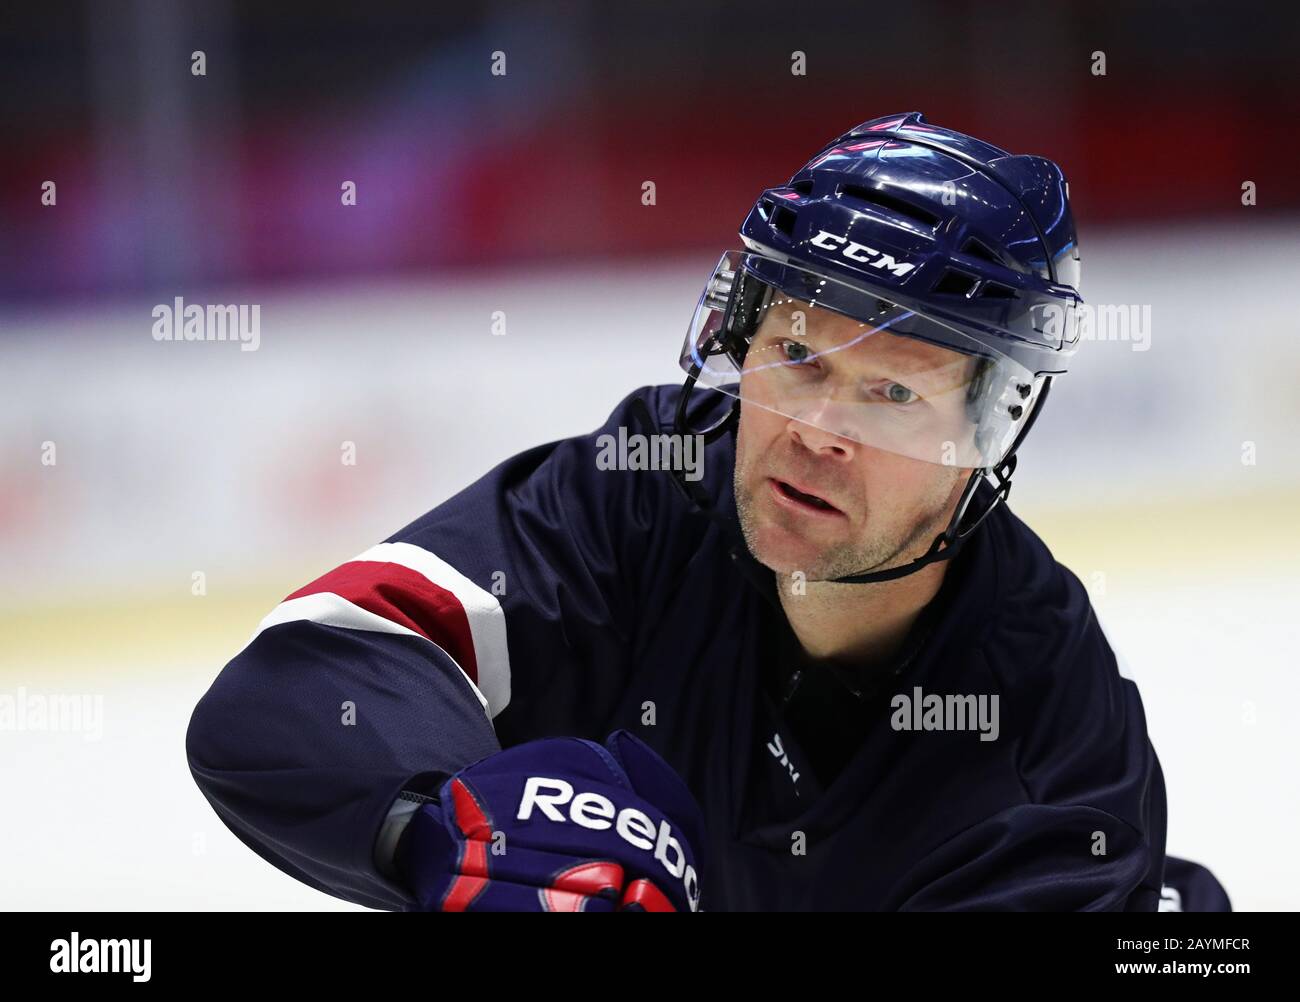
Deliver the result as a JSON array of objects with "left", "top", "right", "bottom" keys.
[{"left": 786, "top": 408, "right": 858, "bottom": 462}]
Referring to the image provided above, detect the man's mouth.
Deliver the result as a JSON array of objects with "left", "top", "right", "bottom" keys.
[{"left": 769, "top": 478, "right": 845, "bottom": 517}]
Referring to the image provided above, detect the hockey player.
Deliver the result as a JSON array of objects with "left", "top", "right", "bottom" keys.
[{"left": 186, "top": 112, "right": 1228, "bottom": 911}]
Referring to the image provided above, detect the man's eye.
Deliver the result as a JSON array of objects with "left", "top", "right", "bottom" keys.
[
  {"left": 883, "top": 382, "right": 919, "bottom": 404},
  {"left": 780, "top": 340, "right": 815, "bottom": 365}
]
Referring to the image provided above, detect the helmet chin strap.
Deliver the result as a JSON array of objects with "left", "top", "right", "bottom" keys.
[
  {"left": 648, "top": 371, "right": 1053, "bottom": 588},
  {"left": 825, "top": 459, "right": 1007, "bottom": 584}
]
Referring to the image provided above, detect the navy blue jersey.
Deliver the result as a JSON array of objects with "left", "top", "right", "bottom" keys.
[{"left": 187, "top": 383, "right": 1173, "bottom": 911}]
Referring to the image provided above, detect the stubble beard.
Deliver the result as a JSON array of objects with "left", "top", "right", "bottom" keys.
[{"left": 733, "top": 453, "right": 965, "bottom": 582}]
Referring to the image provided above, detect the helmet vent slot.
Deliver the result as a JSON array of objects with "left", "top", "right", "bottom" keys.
[
  {"left": 934, "top": 269, "right": 977, "bottom": 296},
  {"left": 769, "top": 204, "right": 798, "bottom": 237},
  {"left": 837, "top": 183, "right": 941, "bottom": 229},
  {"left": 962, "top": 238, "right": 1001, "bottom": 264}
]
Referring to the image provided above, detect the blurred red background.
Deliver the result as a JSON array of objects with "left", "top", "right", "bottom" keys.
[{"left": 3, "top": 0, "right": 1298, "bottom": 302}]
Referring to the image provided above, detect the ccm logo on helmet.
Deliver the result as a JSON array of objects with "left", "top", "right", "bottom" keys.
[
  {"left": 809, "top": 229, "right": 916, "bottom": 278},
  {"left": 517, "top": 776, "right": 701, "bottom": 911}
]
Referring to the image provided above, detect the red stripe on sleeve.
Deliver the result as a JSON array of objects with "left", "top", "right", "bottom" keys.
[{"left": 285, "top": 561, "right": 480, "bottom": 681}]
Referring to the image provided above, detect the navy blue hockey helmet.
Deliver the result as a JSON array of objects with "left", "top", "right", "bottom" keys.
[
  {"left": 680, "top": 111, "right": 1082, "bottom": 471},
  {"left": 673, "top": 112, "right": 1083, "bottom": 583}
]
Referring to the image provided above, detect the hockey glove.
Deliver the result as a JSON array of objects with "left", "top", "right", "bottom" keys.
[{"left": 398, "top": 729, "right": 705, "bottom": 912}]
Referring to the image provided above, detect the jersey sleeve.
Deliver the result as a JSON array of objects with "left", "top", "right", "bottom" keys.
[{"left": 185, "top": 384, "right": 687, "bottom": 911}]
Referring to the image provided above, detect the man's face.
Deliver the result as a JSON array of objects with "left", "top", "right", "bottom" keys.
[{"left": 733, "top": 293, "right": 978, "bottom": 580}]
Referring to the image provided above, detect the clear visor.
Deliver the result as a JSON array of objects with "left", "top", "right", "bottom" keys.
[{"left": 679, "top": 251, "right": 1044, "bottom": 468}]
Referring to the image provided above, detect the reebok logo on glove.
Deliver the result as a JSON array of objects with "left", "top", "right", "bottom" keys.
[
  {"left": 400, "top": 731, "right": 707, "bottom": 912},
  {"left": 519, "top": 776, "right": 701, "bottom": 911}
]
